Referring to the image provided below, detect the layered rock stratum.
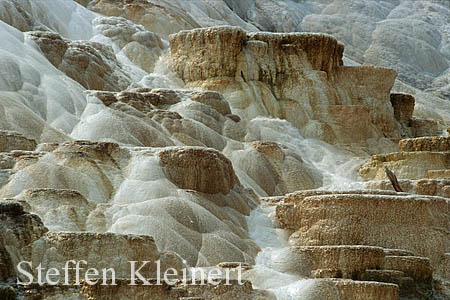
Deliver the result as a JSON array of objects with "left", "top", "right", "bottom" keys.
[{"left": 0, "top": 0, "right": 449, "bottom": 300}]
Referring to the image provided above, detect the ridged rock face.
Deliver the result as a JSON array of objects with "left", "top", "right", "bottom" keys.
[
  {"left": 26, "top": 31, "right": 132, "bottom": 91},
  {"left": 361, "top": 136, "right": 450, "bottom": 180},
  {"left": 31, "top": 232, "right": 159, "bottom": 281},
  {"left": 275, "top": 191, "right": 450, "bottom": 275},
  {"left": 170, "top": 27, "right": 344, "bottom": 83},
  {"left": 399, "top": 136, "right": 450, "bottom": 152},
  {"left": 230, "top": 141, "right": 322, "bottom": 196},
  {"left": 90, "top": 0, "right": 200, "bottom": 39},
  {"left": 20, "top": 279, "right": 274, "bottom": 300},
  {"left": 390, "top": 93, "right": 415, "bottom": 123},
  {"left": 16, "top": 188, "right": 95, "bottom": 231},
  {"left": 0, "top": 130, "right": 36, "bottom": 152},
  {"left": 361, "top": 151, "right": 450, "bottom": 180},
  {"left": 0, "top": 201, "right": 48, "bottom": 281},
  {"left": 169, "top": 26, "right": 401, "bottom": 153},
  {"left": 364, "top": 178, "right": 450, "bottom": 199},
  {"left": 170, "top": 27, "right": 247, "bottom": 82},
  {"left": 290, "top": 245, "right": 385, "bottom": 279},
  {"left": 248, "top": 32, "right": 344, "bottom": 77},
  {"left": 73, "top": 89, "right": 236, "bottom": 150},
  {"left": 93, "top": 16, "right": 166, "bottom": 73},
  {"left": 159, "top": 147, "right": 238, "bottom": 195}
]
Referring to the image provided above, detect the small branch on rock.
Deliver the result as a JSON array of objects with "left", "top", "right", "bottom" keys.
[{"left": 385, "top": 167, "right": 403, "bottom": 192}]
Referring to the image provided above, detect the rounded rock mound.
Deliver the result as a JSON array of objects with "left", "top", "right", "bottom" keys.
[{"left": 159, "top": 147, "right": 239, "bottom": 195}]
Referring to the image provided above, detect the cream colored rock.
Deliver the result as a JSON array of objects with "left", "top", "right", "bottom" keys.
[
  {"left": 16, "top": 188, "right": 95, "bottom": 231},
  {"left": 332, "top": 279, "right": 398, "bottom": 300},
  {"left": 93, "top": 16, "right": 167, "bottom": 73},
  {"left": 90, "top": 0, "right": 200, "bottom": 39},
  {"left": 26, "top": 31, "right": 132, "bottom": 91},
  {"left": 159, "top": 147, "right": 238, "bottom": 195},
  {"left": 360, "top": 151, "right": 450, "bottom": 181},
  {"left": 72, "top": 92, "right": 177, "bottom": 147},
  {"left": 75, "top": 89, "right": 231, "bottom": 150},
  {"left": 275, "top": 191, "right": 450, "bottom": 275},
  {"left": 231, "top": 142, "right": 322, "bottom": 196}
]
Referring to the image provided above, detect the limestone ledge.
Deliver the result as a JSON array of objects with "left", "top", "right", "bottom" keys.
[
  {"left": 360, "top": 151, "right": 450, "bottom": 180},
  {"left": 290, "top": 245, "right": 385, "bottom": 280},
  {"left": 33, "top": 232, "right": 160, "bottom": 280},
  {"left": 399, "top": 136, "right": 450, "bottom": 152},
  {"left": 170, "top": 26, "right": 346, "bottom": 84},
  {"left": 87, "top": 88, "right": 232, "bottom": 116},
  {"left": 275, "top": 191, "right": 450, "bottom": 277},
  {"left": 363, "top": 178, "right": 450, "bottom": 198},
  {"left": 18, "top": 279, "right": 272, "bottom": 300}
]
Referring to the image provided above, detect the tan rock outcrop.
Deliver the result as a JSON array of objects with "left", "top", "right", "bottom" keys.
[
  {"left": 170, "top": 27, "right": 247, "bottom": 82},
  {"left": 363, "top": 178, "right": 450, "bottom": 199},
  {"left": 360, "top": 151, "right": 450, "bottom": 180},
  {"left": 0, "top": 130, "right": 36, "bottom": 152},
  {"left": 275, "top": 191, "right": 450, "bottom": 275},
  {"left": 20, "top": 279, "right": 274, "bottom": 300},
  {"left": 21, "top": 280, "right": 187, "bottom": 300},
  {"left": 32, "top": 232, "right": 159, "bottom": 281},
  {"left": 26, "top": 31, "right": 132, "bottom": 91},
  {"left": 290, "top": 245, "right": 385, "bottom": 280},
  {"left": 361, "top": 136, "right": 450, "bottom": 180},
  {"left": 169, "top": 26, "right": 402, "bottom": 152},
  {"left": 159, "top": 147, "right": 238, "bottom": 195},
  {"left": 180, "top": 279, "right": 276, "bottom": 300},
  {"left": 390, "top": 93, "right": 415, "bottom": 123},
  {"left": 410, "top": 118, "right": 442, "bottom": 137},
  {"left": 384, "top": 256, "right": 432, "bottom": 282},
  {"left": 399, "top": 136, "right": 450, "bottom": 152}
]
